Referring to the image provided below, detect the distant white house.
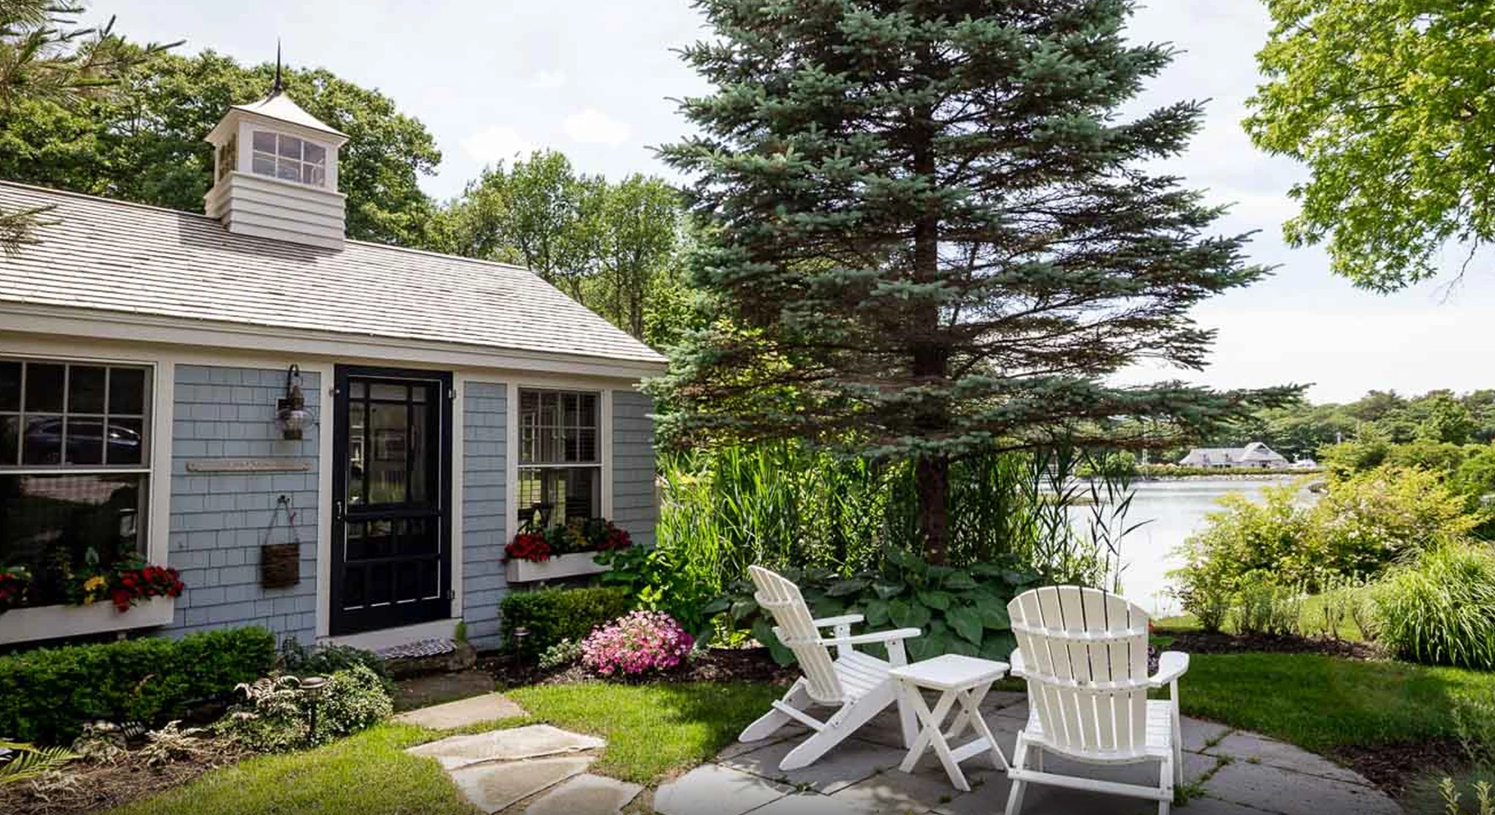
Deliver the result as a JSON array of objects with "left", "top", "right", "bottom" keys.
[
  {"left": 1178, "top": 442, "right": 1290, "bottom": 469},
  {"left": 1290, "top": 458, "right": 1319, "bottom": 470}
]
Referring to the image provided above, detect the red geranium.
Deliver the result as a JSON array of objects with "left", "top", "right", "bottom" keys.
[
  {"left": 597, "top": 524, "right": 632, "bottom": 551},
  {"left": 504, "top": 532, "right": 552, "bottom": 563},
  {"left": 108, "top": 564, "right": 186, "bottom": 612}
]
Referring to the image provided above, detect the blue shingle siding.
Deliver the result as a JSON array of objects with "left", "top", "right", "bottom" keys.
[
  {"left": 167, "top": 365, "right": 319, "bottom": 643},
  {"left": 462, "top": 381, "right": 507, "bottom": 649},
  {"left": 612, "top": 389, "right": 658, "bottom": 547}
]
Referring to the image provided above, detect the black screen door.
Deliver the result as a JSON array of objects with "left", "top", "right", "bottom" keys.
[{"left": 331, "top": 366, "right": 452, "bottom": 635}]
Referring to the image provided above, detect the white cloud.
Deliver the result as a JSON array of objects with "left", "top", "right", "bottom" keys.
[
  {"left": 562, "top": 108, "right": 633, "bottom": 146},
  {"left": 460, "top": 125, "right": 537, "bottom": 165},
  {"left": 531, "top": 70, "right": 568, "bottom": 89}
]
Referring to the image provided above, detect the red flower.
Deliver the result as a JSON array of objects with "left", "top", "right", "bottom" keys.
[{"left": 504, "top": 533, "right": 552, "bottom": 563}]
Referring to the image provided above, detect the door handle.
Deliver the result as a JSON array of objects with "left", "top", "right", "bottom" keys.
[{"left": 334, "top": 500, "right": 344, "bottom": 521}]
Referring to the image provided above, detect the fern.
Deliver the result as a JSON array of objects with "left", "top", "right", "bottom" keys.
[{"left": 0, "top": 740, "right": 77, "bottom": 785}]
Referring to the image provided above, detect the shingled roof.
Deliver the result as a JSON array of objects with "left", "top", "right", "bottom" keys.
[{"left": 0, "top": 182, "right": 666, "bottom": 367}]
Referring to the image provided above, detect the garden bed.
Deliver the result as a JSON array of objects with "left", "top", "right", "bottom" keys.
[
  {"left": 1160, "top": 629, "right": 1386, "bottom": 661},
  {"left": 480, "top": 645, "right": 799, "bottom": 690},
  {"left": 0, "top": 735, "right": 247, "bottom": 815}
]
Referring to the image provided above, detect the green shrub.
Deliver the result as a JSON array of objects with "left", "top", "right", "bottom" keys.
[
  {"left": 500, "top": 586, "right": 634, "bottom": 658},
  {"left": 1370, "top": 541, "right": 1495, "bottom": 670},
  {"left": 0, "top": 626, "right": 275, "bottom": 744},
  {"left": 1171, "top": 484, "right": 1317, "bottom": 599},
  {"left": 277, "top": 639, "right": 392, "bottom": 693},
  {"left": 1231, "top": 573, "right": 1303, "bottom": 637},
  {"left": 715, "top": 549, "right": 1036, "bottom": 664},
  {"left": 214, "top": 663, "right": 391, "bottom": 752},
  {"left": 596, "top": 545, "right": 722, "bottom": 643},
  {"left": 1313, "top": 467, "right": 1480, "bottom": 574}
]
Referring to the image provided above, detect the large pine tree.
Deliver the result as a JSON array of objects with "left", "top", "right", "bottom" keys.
[{"left": 658, "top": 0, "right": 1298, "bottom": 563}]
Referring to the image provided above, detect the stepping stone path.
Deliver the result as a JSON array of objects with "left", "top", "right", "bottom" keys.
[{"left": 403, "top": 699, "right": 632, "bottom": 815}]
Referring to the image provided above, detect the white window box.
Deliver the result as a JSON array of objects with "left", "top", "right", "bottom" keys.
[
  {"left": 504, "top": 552, "right": 609, "bottom": 583},
  {"left": 0, "top": 596, "right": 175, "bottom": 646}
]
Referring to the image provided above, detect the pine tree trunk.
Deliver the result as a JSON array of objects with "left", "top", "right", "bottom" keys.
[
  {"left": 910, "top": 96, "right": 949, "bottom": 565},
  {"left": 916, "top": 453, "right": 950, "bottom": 565}
]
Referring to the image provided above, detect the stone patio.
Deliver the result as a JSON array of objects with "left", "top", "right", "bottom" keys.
[{"left": 655, "top": 692, "right": 1403, "bottom": 815}]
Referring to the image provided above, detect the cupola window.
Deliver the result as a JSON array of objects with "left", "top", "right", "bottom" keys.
[{"left": 250, "top": 131, "right": 328, "bottom": 187}]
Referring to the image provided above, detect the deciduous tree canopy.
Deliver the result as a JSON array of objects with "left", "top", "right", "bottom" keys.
[
  {"left": 0, "top": 49, "right": 442, "bottom": 247},
  {"left": 1246, "top": 1, "right": 1495, "bottom": 291}
]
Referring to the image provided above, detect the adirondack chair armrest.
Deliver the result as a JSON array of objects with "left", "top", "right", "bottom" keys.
[
  {"left": 812, "top": 615, "right": 865, "bottom": 629},
  {"left": 1148, "top": 651, "right": 1190, "bottom": 687},
  {"left": 819, "top": 627, "right": 922, "bottom": 648},
  {"left": 1010, "top": 647, "right": 1026, "bottom": 677}
]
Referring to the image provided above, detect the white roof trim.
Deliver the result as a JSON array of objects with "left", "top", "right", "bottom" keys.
[{"left": 0, "top": 302, "right": 667, "bottom": 379}]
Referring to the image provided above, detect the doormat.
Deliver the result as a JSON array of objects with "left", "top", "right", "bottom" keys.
[{"left": 377, "top": 638, "right": 457, "bottom": 660}]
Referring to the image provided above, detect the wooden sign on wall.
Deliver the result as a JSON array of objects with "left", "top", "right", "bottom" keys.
[{"left": 186, "top": 459, "right": 312, "bottom": 474}]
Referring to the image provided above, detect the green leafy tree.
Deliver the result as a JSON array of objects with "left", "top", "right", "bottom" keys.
[
  {"left": 443, "top": 151, "right": 604, "bottom": 299},
  {"left": 658, "top": 0, "right": 1296, "bottom": 562},
  {"left": 0, "top": 50, "right": 440, "bottom": 246},
  {"left": 1246, "top": 1, "right": 1495, "bottom": 291},
  {"left": 1418, "top": 391, "right": 1475, "bottom": 445},
  {"left": 0, "top": 0, "right": 173, "bottom": 255},
  {"left": 440, "top": 152, "right": 684, "bottom": 342},
  {"left": 594, "top": 174, "right": 682, "bottom": 339}
]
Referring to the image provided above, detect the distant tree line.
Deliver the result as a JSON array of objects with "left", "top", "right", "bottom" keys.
[
  {"left": 0, "top": 5, "right": 687, "bottom": 346},
  {"left": 1173, "top": 389, "right": 1495, "bottom": 463}
]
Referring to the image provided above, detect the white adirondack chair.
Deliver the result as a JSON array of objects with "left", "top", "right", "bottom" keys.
[
  {"left": 737, "top": 565, "right": 923, "bottom": 770},
  {"left": 1005, "top": 586, "right": 1190, "bottom": 815}
]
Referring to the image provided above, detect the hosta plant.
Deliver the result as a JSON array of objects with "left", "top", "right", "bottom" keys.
[{"left": 711, "top": 548, "right": 1039, "bottom": 665}]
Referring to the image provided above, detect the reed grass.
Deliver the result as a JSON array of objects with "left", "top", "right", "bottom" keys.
[{"left": 655, "top": 442, "right": 1103, "bottom": 593}]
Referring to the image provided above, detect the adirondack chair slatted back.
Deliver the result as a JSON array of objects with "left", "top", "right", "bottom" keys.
[
  {"left": 1009, "top": 586, "right": 1151, "bottom": 758},
  {"left": 749, "top": 566, "right": 844, "bottom": 704}
]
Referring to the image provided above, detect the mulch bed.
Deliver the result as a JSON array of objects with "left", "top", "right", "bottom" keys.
[
  {"left": 0, "top": 738, "right": 246, "bottom": 815},
  {"left": 1162, "top": 630, "right": 1386, "bottom": 661},
  {"left": 480, "top": 645, "right": 798, "bottom": 690},
  {"left": 1332, "top": 737, "right": 1469, "bottom": 798}
]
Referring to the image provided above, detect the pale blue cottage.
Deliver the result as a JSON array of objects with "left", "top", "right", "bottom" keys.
[{"left": 0, "top": 88, "right": 663, "bottom": 651}]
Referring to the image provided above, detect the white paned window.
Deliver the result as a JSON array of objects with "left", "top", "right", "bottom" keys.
[
  {"left": 517, "top": 389, "right": 601, "bottom": 528},
  {"left": 250, "top": 130, "right": 328, "bottom": 187},
  {"left": 0, "top": 358, "right": 152, "bottom": 608}
]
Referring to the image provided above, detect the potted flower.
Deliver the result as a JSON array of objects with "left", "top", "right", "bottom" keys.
[
  {"left": 504, "top": 519, "right": 633, "bottom": 583},
  {"left": 0, "top": 566, "right": 30, "bottom": 614}
]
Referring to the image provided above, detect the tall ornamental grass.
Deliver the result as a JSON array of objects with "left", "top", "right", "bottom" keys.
[
  {"left": 655, "top": 442, "right": 1100, "bottom": 594},
  {"left": 1370, "top": 540, "right": 1495, "bottom": 670}
]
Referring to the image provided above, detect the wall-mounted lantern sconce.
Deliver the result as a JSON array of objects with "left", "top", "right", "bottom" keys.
[{"left": 275, "top": 364, "right": 313, "bottom": 440}]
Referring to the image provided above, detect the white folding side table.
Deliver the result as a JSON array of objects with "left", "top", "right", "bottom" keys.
[{"left": 888, "top": 654, "right": 1012, "bottom": 791}]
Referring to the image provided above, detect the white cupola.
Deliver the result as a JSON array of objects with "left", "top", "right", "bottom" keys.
[{"left": 203, "top": 56, "right": 349, "bottom": 250}]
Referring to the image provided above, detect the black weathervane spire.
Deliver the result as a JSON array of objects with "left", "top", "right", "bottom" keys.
[{"left": 271, "top": 39, "right": 284, "bottom": 94}]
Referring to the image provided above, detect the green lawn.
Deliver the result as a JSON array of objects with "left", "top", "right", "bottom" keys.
[
  {"left": 108, "top": 681, "right": 780, "bottom": 815},
  {"left": 1176, "top": 652, "right": 1494, "bottom": 754}
]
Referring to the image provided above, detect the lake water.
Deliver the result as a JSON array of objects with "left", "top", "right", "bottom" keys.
[{"left": 1083, "top": 477, "right": 1311, "bottom": 615}]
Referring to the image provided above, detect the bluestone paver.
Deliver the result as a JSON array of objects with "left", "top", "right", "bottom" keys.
[
  {"left": 1202, "top": 759, "right": 1401, "bottom": 815},
  {"left": 391, "top": 692, "right": 526, "bottom": 731},
  {"left": 653, "top": 764, "right": 792, "bottom": 815},
  {"left": 525, "top": 773, "right": 642, "bottom": 815},
  {"left": 1204, "top": 730, "right": 1369, "bottom": 784},
  {"left": 407, "top": 724, "right": 604, "bottom": 770},
  {"left": 448, "top": 755, "right": 593, "bottom": 813},
  {"left": 720, "top": 736, "right": 900, "bottom": 793}
]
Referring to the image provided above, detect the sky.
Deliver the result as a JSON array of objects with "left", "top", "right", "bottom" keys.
[{"left": 85, "top": 0, "right": 1494, "bottom": 404}]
